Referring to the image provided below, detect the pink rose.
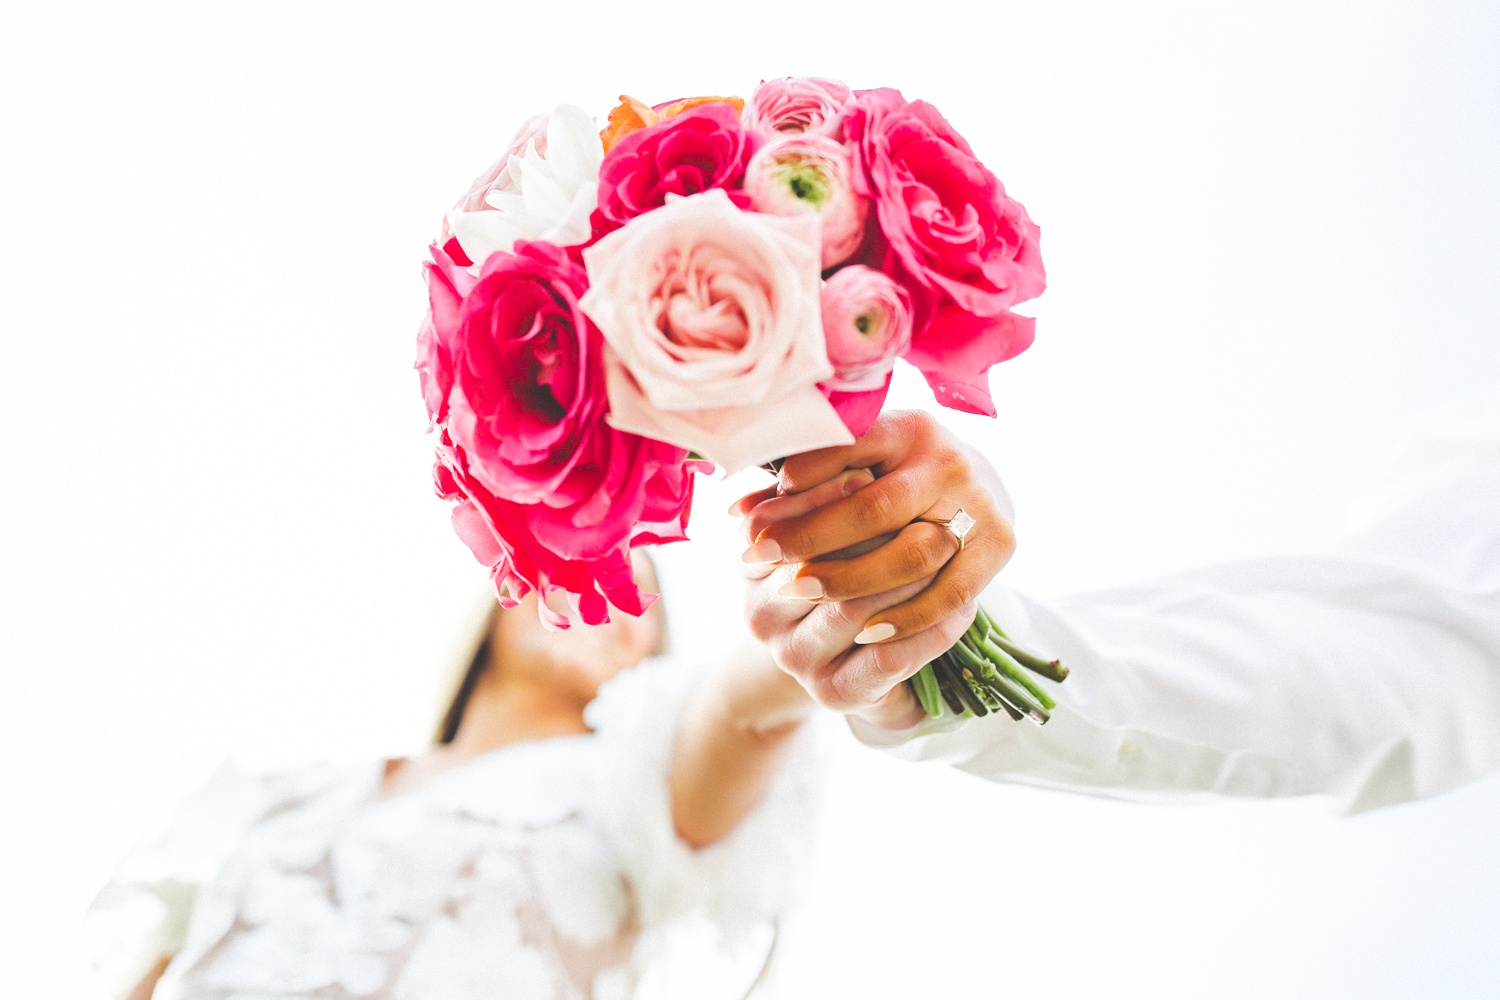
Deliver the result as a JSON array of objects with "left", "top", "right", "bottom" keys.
[
  {"left": 817, "top": 265, "right": 913, "bottom": 437},
  {"left": 820, "top": 265, "right": 913, "bottom": 392},
  {"left": 903, "top": 305, "right": 1035, "bottom": 416},
  {"left": 845, "top": 88, "right": 1045, "bottom": 415},
  {"left": 743, "top": 77, "right": 853, "bottom": 138},
  {"left": 744, "top": 134, "right": 869, "bottom": 269},
  {"left": 420, "top": 241, "right": 695, "bottom": 626},
  {"left": 846, "top": 88, "right": 1044, "bottom": 315},
  {"left": 579, "top": 189, "right": 854, "bottom": 472},
  {"left": 592, "top": 103, "right": 760, "bottom": 238}
]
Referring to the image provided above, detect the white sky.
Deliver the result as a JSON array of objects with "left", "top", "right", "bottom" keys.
[{"left": 2, "top": 0, "right": 1498, "bottom": 996}]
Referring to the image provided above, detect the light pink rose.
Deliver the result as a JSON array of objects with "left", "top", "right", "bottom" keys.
[
  {"left": 745, "top": 135, "right": 869, "bottom": 269},
  {"left": 743, "top": 77, "right": 853, "bottom": 138},
  {"left": 819, "top": 265, "right": 913, "bottom": 392},
  {"left": 579, "top": 189, "right": 854, "bottom": 472}
]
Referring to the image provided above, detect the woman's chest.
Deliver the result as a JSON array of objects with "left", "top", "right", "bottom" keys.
[{"left": 169, "top": 747, "right": 639, "bottom": 999}]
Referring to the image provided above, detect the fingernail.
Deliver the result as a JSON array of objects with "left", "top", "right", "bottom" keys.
[
  {"left": 779, "top": 576, "right": 824, "bottom": 600},
  {"left": 741, "top": 538, "right": 783, "bottom": 564},
  {"left": 854, "top": 622, "right": 897, "bottom": 644},
  {"left": 727, "top": 498, "right": 748, "bottom": 516},
  {"left": 842, "top": 469, "right": 875, "bottom": 496}
]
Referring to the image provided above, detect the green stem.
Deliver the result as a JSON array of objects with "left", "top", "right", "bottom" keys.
[
  {"left": 909, "top": 663, "right": 944, "bottom": 717},
  {"left": 987, "top": 630, "right": 1070, "bottom": 683},
  {"left": 977, "top": 636, "right": 1057, "bottom": 711},
  {"left": 993, "top": 693, "right": 1025, "bottom": 722},
  {"left": 950, "top": 638, "right": 1048, "bottom": 722},
  {"left": 939, "top": 654, "right": 991, "bottom": 718},
  {"left": 986, "top": 670, "right": 1051, "bottom": 725},
  {"left": 932, "top": 659, "right": 970, "bottom": 717},
  {"left": 948, "top": 634, "right": 991, "bottom": 676}
]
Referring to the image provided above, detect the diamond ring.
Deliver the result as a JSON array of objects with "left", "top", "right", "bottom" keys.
[{"left": 917, "top": 508, "right": 976, "bottom": 553}]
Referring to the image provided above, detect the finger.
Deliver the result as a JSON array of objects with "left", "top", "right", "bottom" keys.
[
  {"left": 777, "top": 410, "right": 929, "bottom": 493},
  {"left": 753, "top": 466, "right": 940, "bottom": 563},
  {"left": 855, "top": 683, "right": 926, "bottom": 732},
  {"left": 853, "top": 525, "right": 1015, "bottom": 643},
  {"left": 740, "top": 468, "right": 875, "bottom": 558},
  {"left": 728, "top": 483, "right": 779, "bottom": 517},
  {"left": 773, "top": 578, "right": 929, "bottom": 681},
  {"left": 743, "top": 562, "right": 820, "bottom": 641},
  {"left": 785, "top": 521, "right": 958, "bottom": 602},
  {"left": 808, "top": 605, "right": 976, "bottom": 712},
  {"left": 740, "top": 557, "right": 779, "bottom": 581}
]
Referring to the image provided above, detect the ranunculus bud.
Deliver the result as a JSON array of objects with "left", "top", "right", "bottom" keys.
[
  {"left": 743, "top": 77, "right": 853, "bottom": 137},
  {"left": 820, "top": 265, "right": 914, "bottom": 392},
  {"left": 744, "top": 135, "right": 869, "bottom": 269}
]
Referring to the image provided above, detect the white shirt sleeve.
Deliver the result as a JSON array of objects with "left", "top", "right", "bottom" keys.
[{"left": 852, "top": 388, "right": 1500, "bottom": 814}]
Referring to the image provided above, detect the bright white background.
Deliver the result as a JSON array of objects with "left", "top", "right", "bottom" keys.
[{"left": 3, "top": 0, "right": 1499, "bottom": 996}]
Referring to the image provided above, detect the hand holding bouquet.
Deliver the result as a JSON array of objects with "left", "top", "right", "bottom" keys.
[{"left": 417, "top": 78, "right": 1064, "bottom": 720}]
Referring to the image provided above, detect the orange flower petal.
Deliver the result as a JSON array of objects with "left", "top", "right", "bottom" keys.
[
  {"left": 600, "top": 95, "right": 659, "bottom": 153},
  {"left": 656, "top": 95, "right": 745, "bottom": 120}
]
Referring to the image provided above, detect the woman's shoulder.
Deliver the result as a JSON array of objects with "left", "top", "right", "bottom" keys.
[{"left": 583, "top": 655, "right": 698, "bottom": 734}]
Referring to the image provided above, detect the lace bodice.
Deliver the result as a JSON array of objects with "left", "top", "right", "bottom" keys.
[{"left": 85, "top": 659, "right": 822, "bottom": 1000}]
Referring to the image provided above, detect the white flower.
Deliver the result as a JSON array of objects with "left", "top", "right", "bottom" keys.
[{"left": 446, "top": 104, "right": 602, "bottom": 264}]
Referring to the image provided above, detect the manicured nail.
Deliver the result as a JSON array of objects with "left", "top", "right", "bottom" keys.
[
  {"left": 741, "top": 538, "right": 783, "bottom": 564},
  {"left": 728, "top": 497, "right": 748, "bottom": 516},
  {"left": 854, "top": 622, "right": 897, "bottom": 644},
  {"left": 779, "top": 576, "right": 824, "bottom": 600}
]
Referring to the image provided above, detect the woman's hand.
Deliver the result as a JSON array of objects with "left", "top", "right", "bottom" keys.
[
  {"left": 734, "top": 410, "right": 1017, "bottom": 643},
  {"left": 734, "top": 422, "right": 1012, "bottom": 729},
  {"left": 743, "top": 552, "right": 975, "bottom": 728}
]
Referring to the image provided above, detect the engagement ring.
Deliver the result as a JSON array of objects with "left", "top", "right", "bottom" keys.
[{"left": 919, "top": 508, "right": 976, "bottom": 552}]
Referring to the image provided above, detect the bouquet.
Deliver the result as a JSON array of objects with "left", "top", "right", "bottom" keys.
[{"left": 416, "top": 79, "right": 1065, "bottom": 722}]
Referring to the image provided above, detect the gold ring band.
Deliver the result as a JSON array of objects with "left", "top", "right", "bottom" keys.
[{"left": 916, "top": 508, "right": 976, "bottom": 553}]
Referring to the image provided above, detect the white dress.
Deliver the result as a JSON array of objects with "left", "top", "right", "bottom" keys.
[
  {"left": 854, "top": 386, "right": 1500, "bottom": 813},
  {"left": 84, "top": 659, "right": 823, "bottom": 1000}
]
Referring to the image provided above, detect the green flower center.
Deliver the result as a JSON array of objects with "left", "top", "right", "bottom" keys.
[{"left": 776, "top": 160, "right": 831, "bottom": 209}]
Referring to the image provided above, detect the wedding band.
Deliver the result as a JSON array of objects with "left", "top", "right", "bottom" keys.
[{"left": 917, "top": 508, "right": 976, "bottom": 552}]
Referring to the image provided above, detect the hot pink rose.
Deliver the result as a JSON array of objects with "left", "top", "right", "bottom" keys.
[
  {"left": 744, "top": 134, "right": 869, "bottom": 269},
  {"left": 579, "top": 189, "right": 854, "bottom": 472},
  {"left": 743, "top": 77, "right": 853, "bottom": 138},
  {"left": 846, "top": 88, "right": 1044, "bottom": 315},
  {"left": 592, "top": 103, "right": 760, "bottom": 237},
  {"left": 902, "top": 305, "right": 1035, "bottom": 416},
  {"left": 420, "top": 241, "right": 695, "bottom": 626},
  {"left": 845, "top": 88, "right": 1045, "bottom": 415}
]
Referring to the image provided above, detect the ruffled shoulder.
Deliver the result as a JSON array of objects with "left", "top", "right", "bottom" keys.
[
  {"left": 583, "top": 656, "right": 828, "bottom": 945},
  {"left": 82, "top": 758, "right": 346, "bottom": 999}
]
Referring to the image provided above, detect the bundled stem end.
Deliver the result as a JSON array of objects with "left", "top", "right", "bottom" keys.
[{"left": 909, "top": 606, "right": 1068, "bottom": 724}]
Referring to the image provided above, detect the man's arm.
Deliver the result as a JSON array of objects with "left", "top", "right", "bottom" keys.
[{"left": 743, "top": 391, "right": 1500, "bottom": 811}]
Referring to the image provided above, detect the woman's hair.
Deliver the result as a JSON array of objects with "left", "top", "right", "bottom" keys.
[
  {"left": 432, "top": 553, "right": 670, "bottom": 746},
  {"left": 433, "top": 601, "right": 500, "bottom": 746}
]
